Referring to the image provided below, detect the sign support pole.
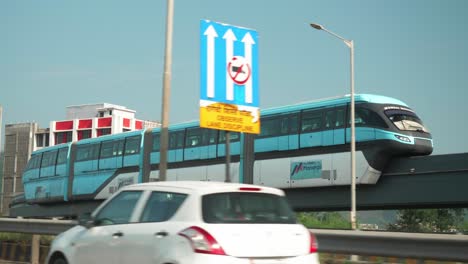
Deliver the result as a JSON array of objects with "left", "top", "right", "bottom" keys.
[
  {"left": 239, "top": 133, "right": 244, "bottom": 184},
  {"left": 225, "top": 131, "right": 231, "bottom": 182}
]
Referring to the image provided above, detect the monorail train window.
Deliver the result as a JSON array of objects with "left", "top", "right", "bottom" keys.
[
  {"left": 335, "top": 108, "right": 346, "bottom": 128},
  {"left": 152, "top": 131, "right": 185, "bottom": 151},
  {"left": 352, "top": 107, "right": 388, "bottom": 128},
  {"left": 57, "top": 148, "right": 68, "bottom": 165},
  {"left": 203, "top": 128, "right": 218, "bottom": 145},
  {"left": 289, "top": 114, "right": 299, "bottom": 134},
  {"left": 324, "top": 110, "right": 335, "bottom": 129},
  {"left": 76, "top": 143, "right": 100, "bottom": 162},
  {"left": 115, "top": 140, "right": 124, "bottom": 155},
  {"left": 186, "top": 128, "right": 202, "bottom": 147},
  {"left": 124, "top": 136, "right": 141, "bottom": 155},
  {"left": 219, "top": 131, "right": 240, "bottom": 143},
  {"left": 354, "top": 108, "right": 366, "bottom": 125},
  {"left": 26, "top": 154, "right": 42, "bottom": 170},
  {"left": 259, "top": 117, "right": 276, "bottom": 137},
  {"left": 100, "top": 141, "right": 113, "bottom": 158},
  {"left": 322, "top": 107, "right": 346, "bottom": 129},
  {"left": 367, "top": 109, "right": 387, "bottom": 128},
  {"left": 280, "top": 116, "right": 289, "bottom": 134},
  {"left": 185, "top": 127, "right": 217, "bottom": 147},
  {"left": 152, "top": 134, "right": 160, "bottom": 151},
  {"left": 41, "top": 150, "right": 57, "bottom": 168},
  {"left": 169, "top": 131, "right": 185, "bottom": 149},
  {"left": 258, "top": 115, "right": 289, "bottom": 138},
  {"left": 301, "top": 110, "right": 322, "bottom": 132},
  {"left": 100, "top": 140, "right": 116, "bottom": 158}
]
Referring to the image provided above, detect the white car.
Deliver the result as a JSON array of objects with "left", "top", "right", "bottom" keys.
[{"left": 46, "top": 181, "right": 319, "bottom": 264}]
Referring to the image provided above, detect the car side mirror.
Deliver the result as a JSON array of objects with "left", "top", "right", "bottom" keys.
[{"left": 78, "top": 212, "right": 95, "bottom": 229}]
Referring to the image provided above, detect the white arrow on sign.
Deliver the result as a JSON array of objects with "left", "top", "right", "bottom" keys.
[
  {"left": 223, "top": 29, "right": 236, "bottom": 101},
  {"left": 242, "top": 32, "right": 255, "bottom": 103},
  {"left": 204, "top": 25, "right": 218, "bottom": 99}
]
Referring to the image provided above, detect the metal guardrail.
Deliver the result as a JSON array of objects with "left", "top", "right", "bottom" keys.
[
  {"left": 1, "top": 218, "right": 467, "bottom": 262},
  {"left": 0, "top": 218, "right": 76, "bottom": 235},
  {"left": 311, "top": 228, "right": 468, "bottom": 262}
]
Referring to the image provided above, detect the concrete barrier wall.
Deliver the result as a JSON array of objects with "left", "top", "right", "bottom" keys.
[{"left": 0, "top": 241, "right": 48, "bottom": 264}]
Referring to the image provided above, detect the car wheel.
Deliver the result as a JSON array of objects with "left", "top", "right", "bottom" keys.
[{"left": 50, "top": 256, "right": 68, "bottom": 264}]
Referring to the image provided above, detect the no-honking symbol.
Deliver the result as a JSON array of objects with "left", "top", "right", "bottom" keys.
[{"left": 227, "top": 56, "right": 251, "bottom": 85}]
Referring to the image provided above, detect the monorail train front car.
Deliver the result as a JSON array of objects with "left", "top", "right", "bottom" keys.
[{"left": 249, "top": 94, "right": 433, "bottom": 189}]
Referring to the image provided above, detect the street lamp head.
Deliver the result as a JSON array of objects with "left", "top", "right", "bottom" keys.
[{"left": 310, "top": 23, "right": 324, "bottom": 30}]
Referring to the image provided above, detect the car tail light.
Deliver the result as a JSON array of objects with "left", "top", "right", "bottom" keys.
[
  {"left": 309, "top": 232, "right": 318, "bottom": 253},
  {"left": 239, "top": 187, "right": 261, "bottom": 191},
  {"left": 179, "top": 226, "right": 226, "bottom": 255}
]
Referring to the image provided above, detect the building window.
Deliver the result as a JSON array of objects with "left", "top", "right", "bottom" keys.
[
  {"left": 36, "top": 134, "right": 44, "bottom": 147},
  {"left": 78, "top": 130, "right": 92, "bottom": 140},
  {"left": 55, "top": 131, "right": 72, "bottom": 144},
  {"left": 97, "top": 128, "right": 111, "bottom": 137}
]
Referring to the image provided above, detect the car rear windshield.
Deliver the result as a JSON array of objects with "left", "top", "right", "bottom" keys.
[{"left": 202, "top": 192, "right": 296, "bottom": 224}]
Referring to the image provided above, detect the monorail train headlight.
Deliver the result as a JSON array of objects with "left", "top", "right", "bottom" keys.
[{"left": 395, "top": 135, "right": 411, "bottom": 143}]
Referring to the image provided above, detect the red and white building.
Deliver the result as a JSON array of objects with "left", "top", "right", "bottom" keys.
[{"left": 36, "top": 103, "right": 159, "bottom": 149}]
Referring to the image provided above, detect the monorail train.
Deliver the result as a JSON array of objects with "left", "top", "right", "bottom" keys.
[{"left": 20, "top": 94, "right": 432, "bottom": 206}]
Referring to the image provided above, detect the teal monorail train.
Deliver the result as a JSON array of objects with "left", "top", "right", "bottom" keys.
[{"left": 19, "top": 94, "right": 432, "bottom": 207}]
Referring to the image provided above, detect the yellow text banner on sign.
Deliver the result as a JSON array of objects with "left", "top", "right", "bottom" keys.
[{"left": 200, "top": 103, "right": 260, "bottom": 134}]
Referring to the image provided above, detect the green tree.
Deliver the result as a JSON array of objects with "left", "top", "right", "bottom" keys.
[
  {"left": 297, "top": 212, "right": 350, "bottom": 229},
  {"left": 0, "top": 151, "right": 3, "bottom": 191},
  {"left": 387, "top": 209, "right": 465, "bottom": 233},
  {"left": 0, "top": 151, "right": 3, "bottom": 216},
  {"left": 460, "top": 219, "right": 468, "bottom": 233}
]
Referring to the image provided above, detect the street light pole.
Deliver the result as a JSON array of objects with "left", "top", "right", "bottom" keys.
[
  {"left": 310, "top": 23, "right": 357, "bottom": 230},
  {"left": 159, "top": 0, "right": 174, "bottom": 181}
]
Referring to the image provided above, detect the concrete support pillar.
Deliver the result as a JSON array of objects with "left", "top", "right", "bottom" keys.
[
  {"left": 49, "top": 121, "right": 55, "bottom": 146},
  {"left": 31, "top": 234, "right": 40, "bottom": 264}
]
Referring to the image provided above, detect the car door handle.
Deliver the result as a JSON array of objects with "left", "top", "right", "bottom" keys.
[
  {"left": 154, "top": 231, "right": 168, "bottom": 238},
  {"left": 112, "top": 231, "right": 124, "bottom": 238}
]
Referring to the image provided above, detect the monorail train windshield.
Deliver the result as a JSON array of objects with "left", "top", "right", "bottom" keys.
[{"left": 384, "top": 108, "right": 429, "bottom": 133}]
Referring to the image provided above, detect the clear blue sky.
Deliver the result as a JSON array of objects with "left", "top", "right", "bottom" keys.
[{"left": 1, "top": 0, "right": 467, "bottom": 155}]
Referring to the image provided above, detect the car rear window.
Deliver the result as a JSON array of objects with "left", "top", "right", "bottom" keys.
[{"left": 202, "top": 192, "right": 296, "bottom": 224}]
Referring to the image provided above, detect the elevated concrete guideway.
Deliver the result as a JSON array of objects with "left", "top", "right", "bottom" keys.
[
  {"left": 9, "top": 153, "right": 468, "bottom": 218},
  {"left": 285, "top": 153, "right": 468, "bottom": 211}
]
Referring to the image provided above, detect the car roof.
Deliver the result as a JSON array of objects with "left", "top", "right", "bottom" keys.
[{"left": 120, "top": 181, "right": 285, "bottom": 196}]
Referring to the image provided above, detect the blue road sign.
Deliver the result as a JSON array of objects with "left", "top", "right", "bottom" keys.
[{"left": 200, "top": 20, "right": 259, "bottom": 108}]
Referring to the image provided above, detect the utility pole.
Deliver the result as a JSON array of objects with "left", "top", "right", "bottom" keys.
[{"left": 0, "top": 105, "right": 3, "bottom": 213}]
